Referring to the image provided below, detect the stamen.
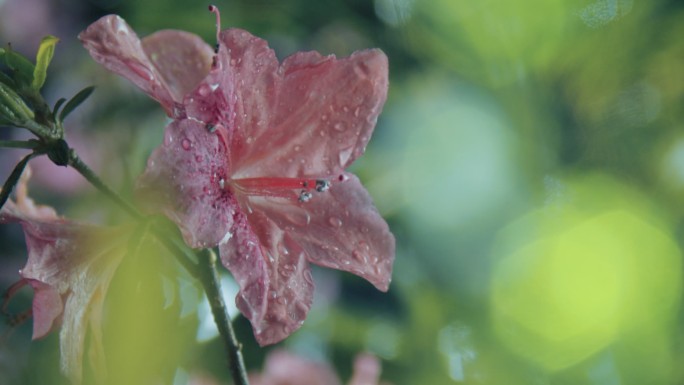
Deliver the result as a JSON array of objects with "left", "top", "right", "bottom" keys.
[
  {"left": 232, "top": 177, "right": 332, "bottom": 201},
  {"left": 315, "top": 179, "right": 330, "bottom": 192},
  {"left": 208, "top": 5, "right": 221, "bottom": 48},
  {"left": 298, "top": 190, "right": 313, "bottom": 203}
]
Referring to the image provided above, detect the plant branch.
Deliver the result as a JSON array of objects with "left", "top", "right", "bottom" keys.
[
  {"left": 197, "top": 249, "right": 250, "bottom": 385},
  {"left": 0, "top": 140, "right": 38, "bottom": 149},
  {"left": 67, "top": 149, "right": 143, "bottom": 220}
]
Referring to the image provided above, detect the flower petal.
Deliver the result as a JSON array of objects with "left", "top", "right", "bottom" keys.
[
  {"left": 136, "top": 119, "right": 237, "bottom": 248},
  {"left": 247, "top": 173, "right": 394, "bottom": 291},
  {"left": 216, "top": 29, "right": 389, "bottom": 179},
  {"left": 141, "top": 30, "right": 214, "bottom": 102},
  {"left": 219, "top": 209, "right": 314, "bottom": 346},
  {"left": 16, "top": 219, "right": 127, "bottom": 384},
  {"left": 79, "top": 15, "right": 178, "bottom": 114}
]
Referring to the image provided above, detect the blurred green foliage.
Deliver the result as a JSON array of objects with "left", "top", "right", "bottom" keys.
[{"left": 3, "top": 0, "right": 684, "bottom": 384}]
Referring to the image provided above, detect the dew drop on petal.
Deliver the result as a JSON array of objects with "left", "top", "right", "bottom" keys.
[
  {"left": 181, "top": 138, "right": 191, "bottom": 150},
  {"left": 198, "top": 84, "right": 211, "bottom": 96},
  {"left": 333, "top": 122, "right": 346, "bottom": 132},
  {"left": 352, "top": 249, "right": 364, "bottom": 262},
  {"left": 294, "top": 145, "right": 302, "bottom": 152},
  {"left": 328, "top": 217, "right": 342, "bottom": 228},
  {"left": 322, "top": 114, "right": 328, "bottom": 121}
]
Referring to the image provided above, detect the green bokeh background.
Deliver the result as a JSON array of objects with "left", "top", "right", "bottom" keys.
[{"left": 3, "top": 0, "right": 684, "bottom": 384}]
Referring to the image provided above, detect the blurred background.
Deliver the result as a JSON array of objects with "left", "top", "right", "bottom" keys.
[{"left": 2, "top": 0, "right": 684, "bottom": 384}]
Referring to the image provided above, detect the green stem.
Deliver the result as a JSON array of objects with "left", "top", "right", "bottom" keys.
[
  {"left": 197, "top": 249, "right": 250, "bottom": 385},
  {"left": 67, "top": 150, "right": 143, "bottom": 220},
  {"left": 0, "top": 140, "right": 38, "bottom": 149}
]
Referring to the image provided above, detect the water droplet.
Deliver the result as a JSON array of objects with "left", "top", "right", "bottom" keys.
[
  {"left": 198, "top": 84, "right": 211, "bottom": 96},
  {"left": 303, "top": 270, "right": 314, "bottom": 285},
  {"left": 358, "top": 240, "right": 370, "bottom": 251},
  {"left": 294, "top": 145, "right": 302, "bottom": 152},
  {"left": 342, "top": 106, "right": 349, "bottom": 113},
  {"left": 354, "top": 107, "right": 360, "bottom": 117},
  {"left": 230, "top": 58, "right": 236, "bottom": 66},
  {"left": 328, "top": 217, "right": 342, "bottom": 228},
  {"left": 219, "top": 178, "right": 225, "bottom": 189},
  {"left": 361, "top": 226, "right": 370, "bottom": 233},
  {"left": 352, "top": 249, "right": 365, "bottom": 262},
  {"left": 195, "top": 155, "right": 203, "bottom": 162},
  {"left": 246, "top": 136, "right": 254, "bottom": 144},
  {"left": 333, "top": 122, "right": 346, "bottom": 132},
  {"left": 181, "top": 138, "right": 191, "bottom": 150},
  {"left": 277, "top": 242, "right": 289, "bottom": 255},
  {"left": 321, "top": 114, "right": 328, "bottom": 121}
]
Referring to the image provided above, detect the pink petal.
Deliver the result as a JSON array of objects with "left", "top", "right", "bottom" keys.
[
  {"left": 9, "top": 216, "right": 126, "bottom": 383},
  {"left": 249, "top": 349, "right": 342, "bottom": 385},
  {"left": 25, "top": 280, "right": 63, "bottom": 339},
  {"left": 348, "top": 353, "right": 382, "bottom": 385},
  {"left": 136, "top": 119, "right": 237, "bottom": 248},
  {"left": 217, "top": 29, "right": 389, "bottom": 179},
  {"left": 247, "top": 173, "right": 394, "bottom": 291},
  {"left": 219, "top": 209, "right": 314, "bottom": 346},
  {"left": 80, "top": 15, "right": 187, "bottom": 115},
  {"left": 141, "top": 29, "right": 214, "bottom": 102}
]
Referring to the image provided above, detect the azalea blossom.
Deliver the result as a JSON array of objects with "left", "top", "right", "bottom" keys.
[
  {"left": 0, "top": 168, "right": 127, "bottom": 384},
  {"left": 79, "top": 9, "right": 395, "bottom": 345}
]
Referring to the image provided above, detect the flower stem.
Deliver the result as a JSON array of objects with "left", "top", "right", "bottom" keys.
[
  {"left": 197, "top": 249, "right": 250, "bottom": 385},
  {"left": 67, "top": 149, "right": 143, "bottom": 220},
  {"left": 0, "top": 140, "right": 39, "bottom": 149}
]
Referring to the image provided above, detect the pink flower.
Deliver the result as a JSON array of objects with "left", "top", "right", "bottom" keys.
[
  {"left": 79, "top": 10, "right": 395, "bottom": 345},
  {"left": 1, "top": 168, "right": 127, "bottom": 383},
  {"left": 249, "top": 350, "right": 388, "bottom": 385}
]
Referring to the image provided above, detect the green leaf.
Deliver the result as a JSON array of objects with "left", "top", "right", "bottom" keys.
[
  {"left": 53, "top": 97, "right": 66, "bottom": 116},
  {"left": 0, "top": 153, "right": 34, "bottom": 211},
  {"left": 0, "top": 70, "right": 15, "bottom": 88},
  {"left": 3, "top": 46, "right": 35, "bottom": 87},
  {"left": 59, "top": 86, "right": 94, "bottom": 122},
  {"left": 32, "top": 35, "right": 59, "bottom": 91}
]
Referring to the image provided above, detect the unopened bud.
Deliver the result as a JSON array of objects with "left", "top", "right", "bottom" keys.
[{"left": 0, "top": 82, "right": 34, "bottom": 123}]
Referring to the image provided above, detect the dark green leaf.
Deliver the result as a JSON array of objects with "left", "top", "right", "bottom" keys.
[
  {"left": 3, "top": 46, "right": 35, "bottom": 87},
  {"left": 53, "top": 97, "right": 66, "bottom": 116},
  {"left": 32, "top": 35, "right": 59, "bottom": 91},
  {"left": 0, "top": 70, "right": 15, "bottom": 88},
  {"left": 0, "top": 153, "right": 34, "bottom": 211},
  {"left": 59, "top": 86, "right": 95, "bottom": 122}
]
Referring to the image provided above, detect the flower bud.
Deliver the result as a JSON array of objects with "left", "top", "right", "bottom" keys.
[{"left": 0, "top": 81, "right": 34, "bottom": 124}]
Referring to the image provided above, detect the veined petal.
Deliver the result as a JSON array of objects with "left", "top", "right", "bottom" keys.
[
  {"left": 136, "top": 119, "right": 237, "bottom": 248},
  {"left": 247, "top": 173, "right": 394, "bottom": 291},
  {"left": 216, "top": 29, "right": 389, "bottom": 179},
  {"left": 219, "top": 209, "right": 314, "bottom": 346},
  {"left": 80, "top": 15, "right": 194, "bottom": 115},
  {"left": 142, "top": 30, "right": 214, "bottom": 102}
]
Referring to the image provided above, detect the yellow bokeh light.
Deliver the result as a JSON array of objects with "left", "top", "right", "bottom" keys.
[{"left": 491, "top": 174, "right": 681, "bottom": 371}]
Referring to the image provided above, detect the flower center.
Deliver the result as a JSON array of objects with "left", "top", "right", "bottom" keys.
[{"left": 230, "top": 177, "right": 331, "bottom": 202}]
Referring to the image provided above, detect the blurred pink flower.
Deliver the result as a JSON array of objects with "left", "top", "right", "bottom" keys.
[
  {"left": 1, "top": 168, "right": 127, "bottom": 384},
  {"left": 249, "top": 350, "right": 387, "bottom": 385},
  {"left": 79, "top": 11, "right": 394, "bottom": 345}
]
